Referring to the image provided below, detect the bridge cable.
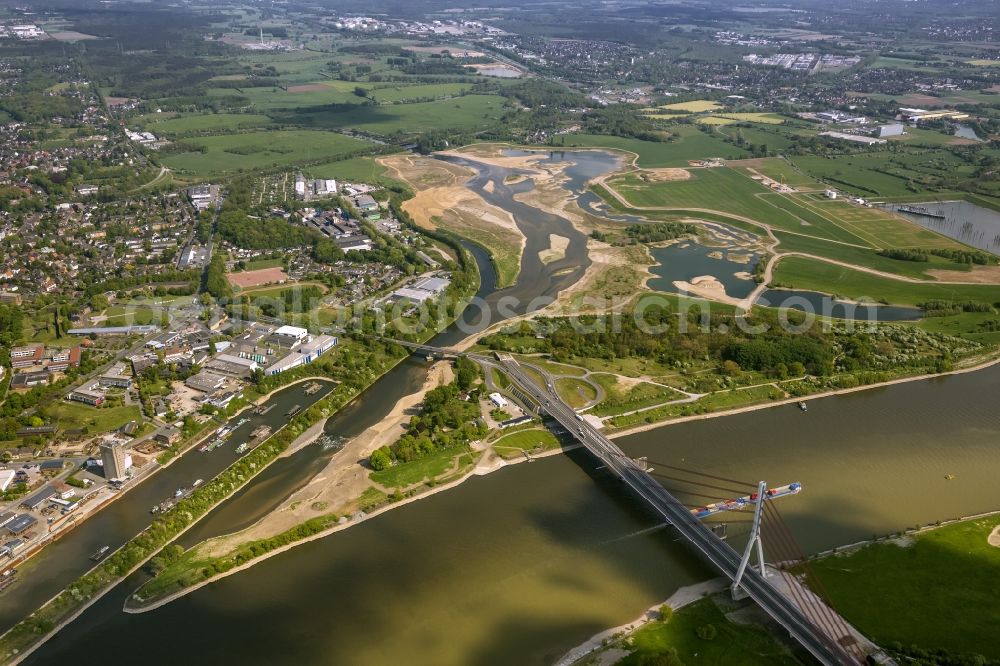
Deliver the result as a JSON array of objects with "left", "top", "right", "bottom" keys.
[
  {"left": 646, "top": 471, "right": 753, "bottom": 498},
  {"left": 759, "top": 509, "right": 842, "bottom": 645},
  {"left": 761, "top": 503, "right": 860, "bottom": 661},
  {"left": 641, "top": 460, "right": 756, "bottom": 487},
  {"left": 764, "top": 504, "right": 861, "bottom": 660}
]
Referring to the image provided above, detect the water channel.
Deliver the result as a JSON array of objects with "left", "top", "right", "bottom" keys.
[
  {"left": 883, "top": 200, "right": 1000, "bottom": 256},
  {"left": 17, "top": 150, "right": 1000, "bottom": 665},
  {"left": 0, "top": 379, "right": 335, "bottom": 632}
]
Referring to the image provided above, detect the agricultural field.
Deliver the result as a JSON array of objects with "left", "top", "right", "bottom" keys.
[
  {"left": 810, "top": 515, "right": 1000, "bottom": 661},
  {"left": 204, "top": 83, "right": 363, "bottom": 110},
  {"left": 697, "top": 116, "right": 738, "bottom": 126},
  {"left": 136, "top": 112, "right": 274, "bottom": 136},
  {"left": 771, "top": 256, "right": 1000, "bottom": 307},
  {"left": 368, "top": 82, "right": 474, "bottom": 103},
  {"left": 715, "top": 112, "right": 785, "bottom": 124},
  {"left": 772, "top": 231, "right": 973, "bottom": 280},
  {"left": 558, "top": 128, "right": 749, "bottom": 167},
  {"left": 161, "top": 130, "right": 372, "bottom": 176},
  {"left": 639, "top": 112, "right": 689, "bottom": 121},
  {"left": 733, "top": 157, "right": 823, "bottom": 189},
  {"left": 604, "top": 167, "right": 806, "bottom": 228},
  {"left": 277, "top": 94, "right": 508, "bottom": 135},
  {"left": 658, "top": 100, "right": 722, "bottom": 113}
]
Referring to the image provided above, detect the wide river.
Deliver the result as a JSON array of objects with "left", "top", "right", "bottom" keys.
[{"left": 21, "top": 150, "right": 1000, "bottom": 665}]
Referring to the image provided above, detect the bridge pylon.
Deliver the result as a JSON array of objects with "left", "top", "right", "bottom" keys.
[{"left": 731, "top": 480, "right": 768, "bottom": 600}]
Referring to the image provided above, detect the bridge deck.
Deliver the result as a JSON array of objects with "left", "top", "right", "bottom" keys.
[{"left": 492, "top": 357, "right": 859, "bottom": 666}]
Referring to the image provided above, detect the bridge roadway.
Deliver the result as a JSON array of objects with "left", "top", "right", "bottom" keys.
[{"left": 486, "top": 356, "right": 858, "bottom": 666}]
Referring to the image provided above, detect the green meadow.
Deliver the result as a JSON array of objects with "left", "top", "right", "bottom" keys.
[
  {"left": 278, "top": 94, "right": 507, "bottom": 135},
  {"left": 557, "top": 127, "right": 750, "bottom": 167},
  {"left": 161, "top": 130, "right": 371, "bottom": 176},
  {"left": 811, "top": 515, "right": 1000, "bottom": 660},
  {"left": 771, "top": 256, "right": 1000, "bottom": 307},
  {"left": 138, "top": 112, "right": 274, "bottom": 136},
  {"left": 772, "top": 231, "right": 972, "bottom": 279},
  {"left": 306, "top": 156, "right": 403, "bottom": 188}
]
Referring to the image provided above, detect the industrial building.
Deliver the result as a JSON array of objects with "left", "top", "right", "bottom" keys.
[
  {"left": 100, "top": 440, "right": 131, "bottom": 481},
  {"left": 898, "top": 107, "right": 969, "bottom": 123},
  {"left": 207, "top": 354, "right": 260, "bottom": 378},
  {"left": 815, "top": 111, "right": 867, "bottom": 124},
  {"left": 20, "top": 486, "right": 56, "bottom": 511},
  {"left": 879, "top": 123, "right": 906, "bottom": 138},
  {"left": 5, "top": 514, "right": 37, "bottom": 536},
  {"left": 818, "top": 131, "right": 886, "bottom": 146},
  {"left": 272, "top": 325, "right": 310, "bottom": 346},
  {"left": 185, "top": 370, "right": 228, "bottom": 393},
  {"left": 187, "top": 184, "right": 219, "bottom": 211},
  {"left": 389, "top": 276, "right": 451, "bottom": 304},
  {"left": 264, "top": 335, "right": 338, "bottom": 376}
]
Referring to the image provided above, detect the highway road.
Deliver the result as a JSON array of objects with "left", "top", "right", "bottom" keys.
[{"left": 479, "top": 354, "right": 860, "bottom": 666}]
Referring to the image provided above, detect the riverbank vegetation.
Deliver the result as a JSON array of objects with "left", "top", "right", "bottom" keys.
[
  {"left": 0, "top": 372, "right": 363, "bottom": 660},
  {"left": 809, "top": 514, "right": 1000, "bottom": 664},
  {"left": 585, "top": 596, "right": 804, "bottom": 665},
  {"left": 480, "top": 296, "right": 993, "bottom": 430},
  {"left": 369, "top": 357, "right": 485, "bottom": 471}
]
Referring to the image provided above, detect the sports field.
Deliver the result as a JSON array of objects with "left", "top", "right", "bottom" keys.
[{"left": 227, "top": 267, "right": 289, "bottom": 289}]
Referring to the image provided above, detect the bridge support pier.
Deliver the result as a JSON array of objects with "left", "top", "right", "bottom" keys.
[{"left": 732, "top": 481, "right": 767, "bottom": 600}]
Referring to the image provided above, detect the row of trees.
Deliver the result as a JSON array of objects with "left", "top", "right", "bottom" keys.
[{"left": 879, "top": 248, "right": 997, "bottom": 265}]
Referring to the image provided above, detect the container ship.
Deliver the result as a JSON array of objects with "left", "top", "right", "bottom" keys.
[
  {"left": 690, "top": 482, "right": 802, "bottom": 520},
  {"left": 150, "top": 481, "right": 201, "bottom": 514},
  {"left": 90, "top": 546, "right": 111, "bottom": 562}
]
